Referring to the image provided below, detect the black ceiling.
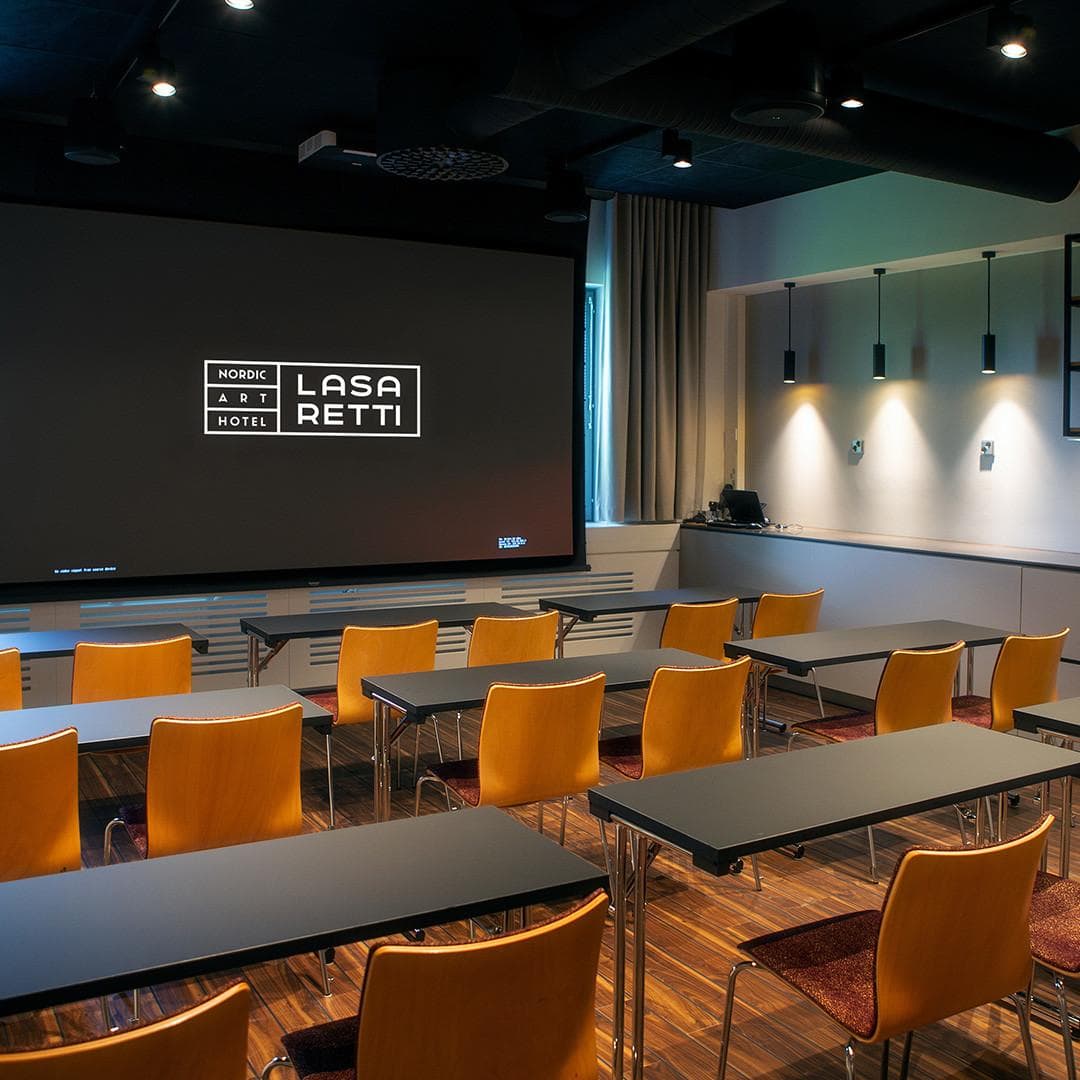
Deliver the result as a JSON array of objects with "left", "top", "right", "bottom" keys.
[{"left": 0, "top": 0, "right": 1077, "bottom": 210}]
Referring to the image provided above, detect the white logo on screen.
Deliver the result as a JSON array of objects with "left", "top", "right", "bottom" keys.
[
  {"left": 498, "top": 536, "right": 528, "bottom": 550},
  {"left": 204, "top": 361, "right": 421, "bottom": 438}
]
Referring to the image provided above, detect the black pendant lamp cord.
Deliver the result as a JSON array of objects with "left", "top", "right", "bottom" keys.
[
  {"left": 986, "top": 255, "right": 992, "bottom": 335},
  {"left": 877, "top": 273, "right": 882, "bottom": 343},
  {"left": 787, "top": 286, "right": 792, "bottom": 349}
]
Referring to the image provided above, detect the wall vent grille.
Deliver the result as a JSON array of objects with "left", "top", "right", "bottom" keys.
[
  {"left": 78, "top": 594, "right": 269, "bottom": 680},
  {"left": 0, "top": 606, "right": 32, "bottom": 692}
]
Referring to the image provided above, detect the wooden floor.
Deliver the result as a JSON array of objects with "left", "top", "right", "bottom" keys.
[{"left": 1, "top": 686, "right": 1075, "bottom": 1078}]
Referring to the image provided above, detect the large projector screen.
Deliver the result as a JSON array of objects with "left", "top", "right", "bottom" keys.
[{"left": 0, "top": 204, "right": 583, "bottom": 600}]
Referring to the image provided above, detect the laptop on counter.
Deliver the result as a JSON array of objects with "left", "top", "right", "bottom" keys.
[{"left": 714, "top": 489, "right": 768, "bottom": 528}]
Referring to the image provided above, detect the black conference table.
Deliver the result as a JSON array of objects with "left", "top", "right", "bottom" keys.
[
  {"left": 2, "top": 685, "right": 330, "bottom": 753},
  {"left": 0, "top": 622, "right": 209, "bottom": 660},
  {"left": 539, "top": 586, "right": 766, "bottom": 656},
  {"left": 362, "top": 647, "right": 712, "bottom": 822},
  {"left": 588, "top": 723, "right": 1080, "bottom": 1080},
  {"left": 1014, "top": 697, "right": 1080, "bottom": 742},
  {"left": 240, "top": 602, "right": 522, "bottom": 686},
  {"left": 725, "top": 618, "right": 1011, "bottom": 752},
  {"left": 0, "top": 807, "right": 608, "bottom": 1017}
]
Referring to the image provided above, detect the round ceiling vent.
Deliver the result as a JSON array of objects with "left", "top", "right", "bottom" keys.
[
  {"left": 376, "top": 145, "right": 508, "bottom": 181},
  {"left": 730, "top": 93, "right": 825, "bottom": 127}
]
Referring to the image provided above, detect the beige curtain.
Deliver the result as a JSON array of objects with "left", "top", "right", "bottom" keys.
[{"left": 598, "top": 194, "right": 710, "bottom": 522}]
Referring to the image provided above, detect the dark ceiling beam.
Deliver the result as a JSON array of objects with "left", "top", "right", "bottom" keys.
[{"left": 496, "top": 51, "right": 1080, "bottom": 203}]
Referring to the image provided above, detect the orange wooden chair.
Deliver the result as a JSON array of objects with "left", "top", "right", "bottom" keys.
[
  {"left": 0, "top": 983, "right": 251, "bottom": 1080},
  {"left": 658, "top": 599, "right": 739, "bottom": 662},
  {"left": 262, "top": 892, "right": 608, "bottom": 1080},
  {"left": 71, "top": 635, "right": 192, "bottom": 704},
  {"left": 307, "top": 620, "right": 438, "bottom": 826},
  {"left": 953, "top": 629, "right": 1069, "bottom": 731},
  {"left": 415, "top": 673, "right": 605, "bottom": 844},
  {"left": 0, "top": 648, "right": 22, "bottom": 711},
  {"left": 1030, "top": 869, "right": 1080, "bottom": 1080},
  {"left": 717, "top": 816, "right": 1053, "bottom": 1080},
  {"left": 788, "top": 642, "right": 964, "bottom": 881}
]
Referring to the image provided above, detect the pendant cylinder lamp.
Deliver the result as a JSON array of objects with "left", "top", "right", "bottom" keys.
[
  {"left": 982, "top": 251, "right": 997, "bottom": 374},
  {"left": 872, "top": 268, "right": 886, "bottom": 380},
  {"left": 783, "top": 282, "right": 796, "bottom": 383}
]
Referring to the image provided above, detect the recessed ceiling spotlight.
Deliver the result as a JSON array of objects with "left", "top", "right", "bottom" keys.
[
  {"left": 987, "top": 2, "right": 1034, "bottom": 59},
  {"left": 661, "top": 128, "right": 694, "bottom": 169},
  {"left": 141, "top": 42, "right": 177, "bottom": 97},
  {"left": 225, "top": 0, "right": 254, "bottom": 7}
]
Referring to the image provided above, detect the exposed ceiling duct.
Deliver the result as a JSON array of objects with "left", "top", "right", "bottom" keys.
[{"left": 494, "top": 50, "right": 1080, "bottom": 203}]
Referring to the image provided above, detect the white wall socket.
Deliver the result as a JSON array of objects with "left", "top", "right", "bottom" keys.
[{"left": 850, "top": 438, "right": 864, "bottom": 455}]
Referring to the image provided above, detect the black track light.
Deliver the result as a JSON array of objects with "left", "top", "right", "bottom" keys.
[
  {"left": 987, "top": 2, "right": 1034, "bottom": 59},
  {"left": 783, "top": 282, "right": 796, "bottom": 383},
  {"left": 661, "top": 128, "right": 693, "bottom": 169},
  {"left": 831, "top": 66, "right": 865, "bottom": 110},
  {"left": 543, "top": 168, "right": 589, "bottom": 224},
  {"left": 982, "top": 251, "right": 997, "bottom": 374},
  {"left": 872, "top": 268, "right": 886, "bottom": 380},
  {"left": 64, "top": 95, "right": 123, "bottom": 165},
  {"left": 141, "top": 41, "right": 177, "bottom": 97}
]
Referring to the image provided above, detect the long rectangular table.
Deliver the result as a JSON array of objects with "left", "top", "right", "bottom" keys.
[
  {"left": 240, "top": 602, "right": 523, "bottom": 686},
  {"left": 1014, "top": 697, "right": 1080, "bottom": 741},
  {"left": 362, "top": 648, "right": 712, "bottom": 821},
  {"left": 0, "top": 623, "right": 209, "bottom": 660},
  {"left": 0, "top": 807, "right": 607, "bottom": 1016},
  {"left": 539, "top": 586, "right": 766, "bottom": 656},
  {"left": 1, "top": 685, "right": 331, "bottom": 753},
  {"left": 588, "top": 723, "right": 1080, "bottom": 1079}
]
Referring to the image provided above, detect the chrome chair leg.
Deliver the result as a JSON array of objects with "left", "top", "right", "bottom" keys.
[
  {"left": 456, "top": 710, "right": 464, "bottom": 759},
  {"left": 318, "top": 950, "right": 333, "bottom": 997},
  {"left": 414, "top": 773, "right": 453, "bottom": 816},
  {"left": 559, "top": 794, "right": 570, "bottom": 846},
  {"left": 324, "top": 732, "right": 335, "bottom": 830},
  {"left": 844, "top": 1038, "right": 857, "bottom": 1080},
  {"left": 100, "top": 996, "right": 116, "bottom": 1032},
  {"left": 866, "top": 826, "right": 879, "bottom": 884},
  {"left": 1012, "top": 991, "right": 1041, "bottom": 1080},
  {"left": 131, "top": 987, "right": 140, "bottom": 1023},
  {"left": 598, "top": 818, "right": 614, "bottom": 899},
  {"left": 750, "top": 853, "right": 762, "bottom": 892},
  {"left": 716, "top": 960, "right": 757, "bottom": 1080},
  {"left": 1054, "top": 975, "right": 1077, "bottom": 1080},
  {"left": 103, "top": 817, "right": 123, "bottom": 864},
  {"left": 431, "top": 718, "right": 446, "bottom": 763},
  {"left": 899, "top": 1031, "right": 914, "bottom": 1080},
  {"left": 955, "top": 804, "right": 970, "bottom": 846},
  {"left": 261, "top": 1056, "right": 292, "bottom": 1078},
  {"left": 810, "top": 667, "right": 826, "bottom": 718},
  {"left": 412, "top": 724, "right": 420, "bottom": 783}
]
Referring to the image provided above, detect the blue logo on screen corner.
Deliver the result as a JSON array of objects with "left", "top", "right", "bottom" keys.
[{"left": 498, "top": 536, "right": 528, "bottom": 550}]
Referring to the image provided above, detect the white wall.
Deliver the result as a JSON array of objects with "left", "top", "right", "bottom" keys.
[{"left": 743, "top": 248, "right": 1080, "bottom": 552}]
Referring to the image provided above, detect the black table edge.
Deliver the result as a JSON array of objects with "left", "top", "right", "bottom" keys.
[
  {"left": 587, "top": 757, "right": 1080, "bottom": 877},
  {"left": 0, "top": 868, "right": 608, "bottom": 1016},
  {"left": 1012, "top": 707, "right": 1080, "bottom": 737}
]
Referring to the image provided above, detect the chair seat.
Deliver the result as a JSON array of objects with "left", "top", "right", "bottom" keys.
[
  {"left": 117, "top": 802, "right": 149, "bottom": 858},
  {"left": 739, "top": 910, "right": 881, "bottom": 1039},
  {"left": 792, "top": 712, "right": 875, "bottom": 743},
  {"left": 1030, "top": 871, "right": 1080, "bottom": 974},
  {"left": 598, "top": 734, "right": 644, "bottom": 779},
  {"left": 952, "top": 695, "right": 992, "bottom": 729},
  {"left": 427, "top": 758, "right": 481, "bottom": 806},
  {"left": 282, "top": 1014, "right": 358, "bottom": 1080},
  {"left": 306, "top": 690, "right": 339, "bottom": 723}
]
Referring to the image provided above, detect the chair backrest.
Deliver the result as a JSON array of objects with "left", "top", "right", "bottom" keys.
[
  {"left": 0, "top": 648, "right": 21, "bottom": 711},
  {"left": 751, "top": 589, "right": 824, "bottom": 639},
  {"left": 0, "top": 729, "right": 80, "bottom": 883},
  {"left": 874, "top": 642, "right": 964, "bottom": 735},
  {"left": 146, "top": 705, "right": 303, "bottom": 859},
  {"left": 467, "top": 611, "right": 559, "bottom": 668},
  {"left": 659, "top": 600, "right": 739, "bottom": 661},
  {"left": 872, "top": 815, "right": 1053, "bottom": 1041},
  {"left": 640, "top": 658, "right": 751, "bottom": 778},
  {"left": 0, "top": 982, "right": 251, "bottom": 1080},
  {"left": 71, "top": 636, "right": 192, "bottom": 704},
  {"left": 354, "top": 891, "right": 607, "bottom": 1080},
  {"left": 477, "top": 673, "right": 605, "bottom": 807},
  {"left": 990, "top": 629, "right": 1070, "bottom": 732},
  {"left": 335, "top": 620, "right": 439, "bottom": 726}
]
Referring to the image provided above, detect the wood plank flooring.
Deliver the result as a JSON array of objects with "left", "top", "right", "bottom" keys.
[{"left": 1, "top": 686, "right": 1075, "bottom": 1078}]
